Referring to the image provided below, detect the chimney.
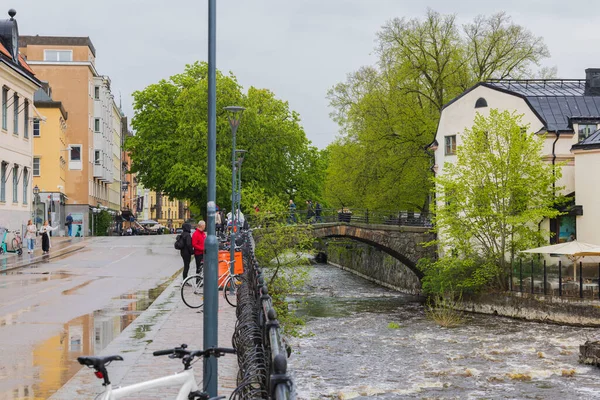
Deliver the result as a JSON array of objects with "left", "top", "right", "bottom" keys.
[{"left": 585, "top": 68, "right": 600, "bottom": 96}]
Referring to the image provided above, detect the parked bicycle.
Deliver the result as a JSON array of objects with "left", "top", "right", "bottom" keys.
[
  {"left": 77, "top": 343, "right": 235, "bottom": 400},
  {"left": 180, "top": 260, "right": 241, "bottom": 309}
]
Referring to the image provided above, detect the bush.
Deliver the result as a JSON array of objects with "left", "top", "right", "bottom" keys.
[{"left": 418, "top": 256, "right": 499, "bottom": 296}]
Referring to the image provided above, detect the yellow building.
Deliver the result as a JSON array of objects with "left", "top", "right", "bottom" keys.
[
  {"left": 32, "top": 83, "right": 68, "bottom": 231},
  {"left": 148, "top": 191, "right": 189, "bottom": 229}
]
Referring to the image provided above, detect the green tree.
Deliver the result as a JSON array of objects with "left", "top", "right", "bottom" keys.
[
  {"left": 326, "top": 10, "right": 550, "bottom": 212},
  {"left": 431, "top": 110, "right": 563, "bottom": 291},
  {"left": 126, "top": 62, "right": 325, "bottom": 214}
]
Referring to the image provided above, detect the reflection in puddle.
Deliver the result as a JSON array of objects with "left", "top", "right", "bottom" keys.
[{"left": 3, "top": 281, "right": 170, "bottom": 399}]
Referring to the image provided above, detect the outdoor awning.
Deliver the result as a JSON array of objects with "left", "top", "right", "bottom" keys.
[{"left": 521, "top": 240, "right": 600, "bottom": 256}]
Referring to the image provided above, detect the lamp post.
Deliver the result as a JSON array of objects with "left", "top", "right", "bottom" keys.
[
  {"left": 235, "top": 149, "right": 247, "bottom": 230},
  {"left": 225, "top": 106, "right": 245, "bottom": 276},
  {"left": 204, "top": 1, "right": 218, "bottom": 395},
  {"left": 33, "top": 185, "right": 39, "bottom": 229}
]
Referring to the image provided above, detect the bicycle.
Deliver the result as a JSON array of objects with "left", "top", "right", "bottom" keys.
[
  {"left": 77, "top": 343, "right": 235, "bottom": 400},
  {"left": 181, "top": 260, "right": 241, "bottom": 309}
]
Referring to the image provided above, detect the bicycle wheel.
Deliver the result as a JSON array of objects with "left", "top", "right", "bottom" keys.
[
  {"left": 223, "top": 276, "right": 241, "bottom": 307},
  {"left": 181, "top": 274, "right": 204, "bottom": 309}
]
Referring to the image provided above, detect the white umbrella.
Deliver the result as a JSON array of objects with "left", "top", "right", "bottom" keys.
[
  {"left": 139, "top": 220, "right": 158, "bottom": 225},
  {"left": 521, "top": 240, "right": 600, "bottom": 280}
]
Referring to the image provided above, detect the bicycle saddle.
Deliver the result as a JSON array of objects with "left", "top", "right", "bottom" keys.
[{"left": 77, "top": 355, "right": 123, "bottom": 369}]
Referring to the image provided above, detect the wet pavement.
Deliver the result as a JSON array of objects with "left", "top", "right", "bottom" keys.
[
  {"left": 0, "top": 235, "right": 184, "bottom": 399},
  {"left": 0, "top": 236, "right": 86, "bottom": 273}
]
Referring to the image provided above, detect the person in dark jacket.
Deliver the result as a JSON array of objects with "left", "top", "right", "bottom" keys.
[{"left": 179, "top": 223, "right": 194, "bottom": 284}]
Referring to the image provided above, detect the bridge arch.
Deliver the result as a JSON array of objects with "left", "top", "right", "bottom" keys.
[{"left": 311, "top": 223, "right": 436, "bottom": 280}]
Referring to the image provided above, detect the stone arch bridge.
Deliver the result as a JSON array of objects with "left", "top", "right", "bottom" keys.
[{"left": 311, "top": 223, "right": 436, "bottom": 279}]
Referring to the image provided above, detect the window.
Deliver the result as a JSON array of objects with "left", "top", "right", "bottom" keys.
[
  {"left": 13, "top": 94, "right": 18, "bottom": 134},
  {"left": 44, "top": 50, "right": 73, "bottom": 62},
  {"left": 94, "top": 118, "right": 100, "bottom": 132},
  {"left": 0, "top": 162, "right": 5, "bottom": 202},
  {"left": 475, "top": 97, "right": 488, "bottom": 108},
  {"left": 94, "top": 86, "right": 100, "bottom": 100},
  {"left": 445, "top": 135, "right": 457, "bottom": 155},
  {"left": 578, "top": 124, "right": 597, "bottom": 142},
  {"left": 33, "top": 157, "right": 40, "bottom": 176},
  {"left": 95, "top": 150, "right": 101, "bottom": 165},
  {"left": 70, "top": 145, "right": 81, "bottom": 162},
  {"left": 12, "top": 165, "right": 17, "bottom": 203},
  {"left": 33, "top": 118, "right": 40, "bottom": 137},
  {"left": 22, "top": 168, "right": 28, "bottom": 204},
  {"left": 2, "top": 87, "right": 7, "bottom": 130},
  {"left": 24, "top": 99, "right": 28, "bottom": 138}
]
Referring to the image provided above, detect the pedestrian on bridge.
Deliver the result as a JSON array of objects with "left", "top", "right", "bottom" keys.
[
  {"left": 288, "top": 200, "right": 297, "bottom": 224},
  {"left": 315, "top": 202, "right": 323, "bottom": 223},
  {"left": 306, "top": 200, "right": 315, "bottom": 223}
]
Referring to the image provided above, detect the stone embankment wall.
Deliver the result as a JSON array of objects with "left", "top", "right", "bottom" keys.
[
  {"left": 460, "top": 292, "right": 600, "bottom": 326},
  {"left": 322, "top": 240, "right": 422, "bottom": 296}
]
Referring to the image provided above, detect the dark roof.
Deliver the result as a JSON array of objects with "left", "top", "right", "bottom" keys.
[
  {"left": 33, "top": 87, "right": 51, "bottom": 102},
  {"left": 33, "top": 87, "right": 68, "bottom": 120},
  {"left": 19, "top": 35, "right": 96, "bottom": 57},
  {"left": 443, "top": 79, "right": 600, "bottom": 132}
]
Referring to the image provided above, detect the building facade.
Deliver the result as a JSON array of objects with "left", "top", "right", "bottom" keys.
[
  {"left": 0, "top": 11, "right": 41, "bottom": 231},
  {"left": 435, "top": 69, "right": 600, "bottom": 246},
  {"left": 20, "top": 36, "right": 123, "bottom": 234},
  {"left": 32, "top": 83, "right": 68, "bottom": 232}
]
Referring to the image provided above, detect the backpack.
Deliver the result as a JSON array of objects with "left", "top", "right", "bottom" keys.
[{"left": 174, "top": 234, "right": 185, "bottom": 250}]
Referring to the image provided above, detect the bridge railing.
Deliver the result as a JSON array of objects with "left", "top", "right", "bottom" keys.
[
  {"left": 232, "top": 230, "right": 294, "bottom": 399},
  {"left": 247, "top": 208, "right": 432, "bottom": 228}
]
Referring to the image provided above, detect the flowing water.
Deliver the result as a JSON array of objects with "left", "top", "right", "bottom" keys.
[{"left": 289, "top": 264, "right": 600, "bottom": 399}]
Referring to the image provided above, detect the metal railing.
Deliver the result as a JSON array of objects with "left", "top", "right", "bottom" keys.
[
  {"left": 231, "top": 230, "right": 294, "bottom": 399},
  {"left": 248, "top": 208, "right": 432, "bottom": 228},
  {"left": 510, "top": 259, "right": 600, "bottom": 300}
]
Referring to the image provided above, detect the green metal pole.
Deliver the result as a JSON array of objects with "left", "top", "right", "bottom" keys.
[
  {"left": 230, "top": 128, "right": 237, "bottom": 275},
  {"left": 204, "top": 0, "right": 218, "bottom": 395}
]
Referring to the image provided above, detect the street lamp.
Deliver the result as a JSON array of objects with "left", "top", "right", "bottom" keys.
[
  {"left": 91, "top": 207, "right": 101, "bottom": 236},
  {"left": 235, "top": 149, "right": 247, "bottom": 231},
  {"left": 33, "top": 185, "right": 39, "bottom": 228},
  {"left": 225, "top": 106, "right": 245, "bottom": 276}
]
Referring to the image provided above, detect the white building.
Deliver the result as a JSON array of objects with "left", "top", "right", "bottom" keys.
[
  {"left": 0, "top": 11, "right": 41, "bottom": 230},
  {"left": 435, "top": 69, "right": 600, "bottom": 245}
]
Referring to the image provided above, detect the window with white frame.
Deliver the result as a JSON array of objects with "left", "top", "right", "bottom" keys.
[
  {"left": 13, "top": 93, "right": 18, "bottom": 134},
  {"left": 33, "top": 157, "right": 40, "bottom": 176},
  {"left": 24, "top": 99, "right": 29, "bottom": 138},
  {"left": 94, "top": 86, "right": 100, "bottom": 100},
  {"left": 94, "top": 118, "right": 100, "bottom": 132},
  {"left": 0, "top": 162, "right": 5, "bottom": 201},
  {"left": 445, "top": 135, "right": 457, "bottom": 155},
  {"left": 95, "top": 150, "right": 101, "bottom": 165},
  {"left": 22, "top": 168, "right": 28, "bottom": 204},
  {"left": 2, "top": 87, "right": 7, "bottom": 130},
  {"left": 44, "top": 50, "right": 73, "bottom": 62},
  {"left": 70, "top": 145, "right": 81, "bottom": 161},
  {"left": 12, "top": 165, "right": 18, "bottom": 203},
  {"left": 33, "top": 118, "right": 40, "bottom": 137}
]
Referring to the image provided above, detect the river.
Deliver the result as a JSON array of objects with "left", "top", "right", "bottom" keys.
[{"left": 289, "top": 264, "right": 600, "bottom": 399}]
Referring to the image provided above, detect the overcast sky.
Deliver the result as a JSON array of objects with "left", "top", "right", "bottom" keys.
[{"left": 14, "top": 0, "right": 600, "bottom": 148}]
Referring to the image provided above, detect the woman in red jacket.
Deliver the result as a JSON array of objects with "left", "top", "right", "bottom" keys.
[{"left": 192, "top": 220, "right": 206, "bottom": 280}]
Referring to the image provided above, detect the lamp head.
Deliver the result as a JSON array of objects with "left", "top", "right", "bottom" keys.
[
  {"left": 223, "top": 106, "right": 245, "bottom": 129},
  {"left": 33, "top": 185, "right": 39, "bottom": 195}
]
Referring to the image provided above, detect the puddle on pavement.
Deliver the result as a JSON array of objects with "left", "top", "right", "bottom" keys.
[
  {"left": 0, "top": 272, "right": 72, "bottom": 290},
  {"left": 3, "top": 279, "right": 172, "bottom": 400}
]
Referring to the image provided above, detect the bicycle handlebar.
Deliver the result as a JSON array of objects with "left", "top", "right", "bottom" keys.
[{"left": 153, "top": 344, "right": 236, "bottom": 359}]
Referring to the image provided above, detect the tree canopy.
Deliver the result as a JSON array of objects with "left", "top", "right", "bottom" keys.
[
  {"left": 126, "top": 62, "right": 325, "bottom": 213},
  {"left": 325, "top": 9, "right": 550, "bottom": 212}
]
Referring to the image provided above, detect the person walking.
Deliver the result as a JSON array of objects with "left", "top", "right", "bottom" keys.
[
  {"left": 306, "top": 200, "right": 315, "bottom": 223},
  {"left": 178, "top": 223, "right": 194, "bottom": 285},
  {"left": 25, "top": 219, "right": 36, "bottom": 254},
  {"left": 288, "top": 200, "right": 297, "bottom": 224},
  {"left": 315, "top": 201, "right": 323, "bottom": 223},
  {"left": 39, "top": 221, "right": 58, "bottom": 254},
  {"left": 65, "top": 213, "right": 73, "bottom": 236},
  {"left": 192, "top": 220, "right": 206, "bottom": 283}
]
